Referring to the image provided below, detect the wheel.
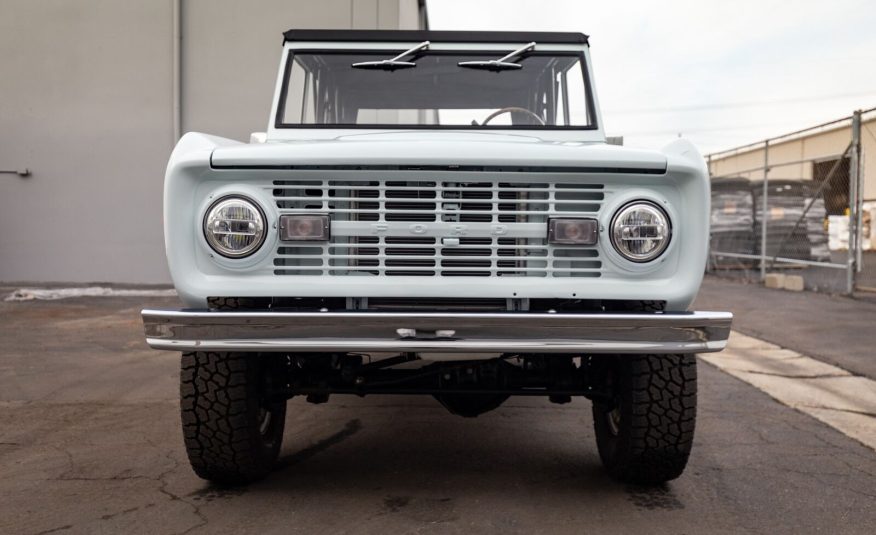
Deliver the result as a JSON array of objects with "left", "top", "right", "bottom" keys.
[
  {"left": 206, "top": 297, "right": 260, "bottom": 310},
  {"left": 591, "top": 354, "right": 697, "bottom": 484},
  {"left": 180, "top": 352, "right": 286, "bottom": 484}
]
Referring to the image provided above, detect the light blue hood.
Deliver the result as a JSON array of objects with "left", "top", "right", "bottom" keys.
[{"left": 209, "top": 131, "right": 668, "bottom": 172}]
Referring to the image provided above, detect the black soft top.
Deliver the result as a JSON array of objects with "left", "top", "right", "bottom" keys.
[{"left": 283, "top": 29, "right": 589, "bottom": 45}]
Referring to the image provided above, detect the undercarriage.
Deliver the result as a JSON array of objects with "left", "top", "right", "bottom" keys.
[
  {"left": 272, "top": 352, "right": 612, "bottom": 415},
  {"left": 179, "top": 349, "right": 697, "bottom": 485}
]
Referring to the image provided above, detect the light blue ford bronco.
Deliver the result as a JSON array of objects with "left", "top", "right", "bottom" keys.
[{"left": 142, "top": 29, "right": 732, "bottom": 485}]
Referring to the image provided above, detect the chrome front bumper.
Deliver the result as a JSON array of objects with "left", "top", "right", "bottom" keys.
[{"left": 141, "top": 310, "right": 732, "bottom": 354}]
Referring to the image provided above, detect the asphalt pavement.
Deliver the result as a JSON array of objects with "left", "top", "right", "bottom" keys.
[
  {"left": 695, "top": 276, "right": 876, "bottom": 379},
  {"left": 0, "top": 289, "right": 875, "bottom": 534}
]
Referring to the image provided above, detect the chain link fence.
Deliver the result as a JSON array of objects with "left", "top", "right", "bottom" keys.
[{"left": 707, "top": 109, "right": 873, "bottom": 294}]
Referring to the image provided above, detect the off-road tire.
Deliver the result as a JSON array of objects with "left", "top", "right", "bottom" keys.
[
  {"left": 180, "top": 352, "right": 286, "bottom": 484},
  {"left": 592, "top": 354, "right": 697, "bottom": 484},
  {"left": 207, "top": 297, "right": 259, "bottom": 311}
]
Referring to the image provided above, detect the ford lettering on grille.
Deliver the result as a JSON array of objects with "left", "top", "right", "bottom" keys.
[{"left": 271, "top": 178, "right": 604, "bottom": 277}]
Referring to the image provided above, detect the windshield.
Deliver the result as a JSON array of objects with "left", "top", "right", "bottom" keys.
[{"left": 276, "top": 50, "right": 595, "bottom": 129}]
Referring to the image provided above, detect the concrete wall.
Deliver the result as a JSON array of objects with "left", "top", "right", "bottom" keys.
[
  {"left": 708, "top": 114, "right": 876, "bottom": 201},
  {"left": 0, "top": 0, "right": 423, "bottom": 284}
]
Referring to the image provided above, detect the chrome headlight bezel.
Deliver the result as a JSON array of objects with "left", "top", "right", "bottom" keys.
[
  {"left": 202, "top": 195, "right": 268, "bottom": 259},
  {"left": 609, "top": 201, "right": 672, "bottom": 263}
]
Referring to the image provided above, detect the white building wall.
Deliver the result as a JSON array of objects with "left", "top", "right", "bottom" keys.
[{"left": 0, "top": 0, "right": 424, "bottom": 284}]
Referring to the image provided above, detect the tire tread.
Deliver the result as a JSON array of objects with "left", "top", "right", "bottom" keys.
[
  {"left": 180, "top": 352, "right": 283, "bottom": 484},
  {"left": 594, "top": 354, "right": 697, "bottom": 484}
]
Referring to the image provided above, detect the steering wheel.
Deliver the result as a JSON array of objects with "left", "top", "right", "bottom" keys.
[{"left": 481, "top": 107, "right": 546, "bottom": 126}]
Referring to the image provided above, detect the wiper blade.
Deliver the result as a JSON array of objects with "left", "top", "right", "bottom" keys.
[
  {"left": 352, "top": 41, "right": 430, "bottom": 70},
  {"left": 458, "top": 42, "right": 536, "bottom": 71}
]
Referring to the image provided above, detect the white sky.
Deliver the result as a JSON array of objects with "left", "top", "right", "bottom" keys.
[{"left": 426, "top": 0, "right": 876, "bottom": 154}]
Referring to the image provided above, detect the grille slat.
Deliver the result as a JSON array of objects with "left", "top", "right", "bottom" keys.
[{"left": 272, "top": 178, "right": 603, "bottom": 278}]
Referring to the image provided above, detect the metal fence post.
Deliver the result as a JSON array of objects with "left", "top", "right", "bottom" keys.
[
  {"left": 760, "top": 140, "right": 770, "bottom": 280},
  {"left": 847, "top": 110, "right": 862, "bottom": 294}
]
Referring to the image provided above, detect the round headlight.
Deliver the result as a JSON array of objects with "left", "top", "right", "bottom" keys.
[
  {"left": 610, "top": 201, "right": 671, "bottom": 263},
  {"left": 203, "top": 196, "right": 267, "bottom": 258}
]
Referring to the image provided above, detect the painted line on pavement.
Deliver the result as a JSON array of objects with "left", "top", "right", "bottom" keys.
[{"left": 700, "top": 331, "right": 876, "bottom": 451}]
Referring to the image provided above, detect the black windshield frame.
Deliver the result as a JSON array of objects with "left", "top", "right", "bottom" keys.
[{"left": 274, "top": 48, "right": 599, "bottom": 131}]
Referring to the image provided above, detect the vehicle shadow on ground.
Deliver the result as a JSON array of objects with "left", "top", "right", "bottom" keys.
[{"left": 187, "top": 400, "right": 686, "bottom": 513}]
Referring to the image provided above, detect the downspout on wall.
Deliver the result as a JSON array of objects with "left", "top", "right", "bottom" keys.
[{"left": 172, "top": 0, "right": 181, "bottom": 142}]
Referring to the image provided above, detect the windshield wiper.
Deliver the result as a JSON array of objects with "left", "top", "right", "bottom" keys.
[
  {"left": 352, "top": 41, "right": 430, "bottom": 70},
  {"left": 458, "top": 42, "right": 536, "bottom": 71}
]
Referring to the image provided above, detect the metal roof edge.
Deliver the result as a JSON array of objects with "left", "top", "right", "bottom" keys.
[{"left": 282, "top": 29, "right": 589, "bottom": 45}]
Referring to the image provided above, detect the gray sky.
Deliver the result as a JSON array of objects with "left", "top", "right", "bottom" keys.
[{"left": 426, "top": 0, "right": 876, "bottom": 154}]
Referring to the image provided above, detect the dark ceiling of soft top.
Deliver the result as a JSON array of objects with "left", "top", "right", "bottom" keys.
[{"left": 282, "top": 29, "right": 589, "bottom": 45}]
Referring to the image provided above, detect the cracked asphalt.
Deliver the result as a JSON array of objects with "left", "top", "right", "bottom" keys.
[{"left": 1, "top": 288, "right": 875, "bottom": 534}]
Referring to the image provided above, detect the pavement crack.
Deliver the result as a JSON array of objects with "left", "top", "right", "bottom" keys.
[
  {"left": 33, "top": 525, "right": 73, "bottom": 535},
  {"left": 780, "top": 419, "right": 836, "bottom": 446},
  {"left": 799, "top": 404, "right": 876, "bottom": 419},
  {"left": 99, "top": 503, "right": 156, "bottom": 522},
  {"left": 835, "top": 456, "right": 876, "bottom": 479},
  {"left": 155, "top": 451, "right": 209, "bottom": 535},
  {"left": 750, "top": 425, "right": 780, "bottom": 446},
  {"left": 739, "top": 369, "right": 850, "bottom": 379},
  {"left": 50, "top": 475, "right": 155, "bottom": 482},
  {"left": 51, "top": 445, "right": 77, "bottom": 481},
  {"left": 47, "top": 445, "right": 157, "bottom": 483}
]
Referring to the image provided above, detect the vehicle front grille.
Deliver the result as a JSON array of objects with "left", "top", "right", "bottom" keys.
[{"left": 271, "top": 178, "right": 603, "bottom": 278}]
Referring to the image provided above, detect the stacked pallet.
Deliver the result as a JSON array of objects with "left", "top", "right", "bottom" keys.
[
  {"left": 751, "top": 180, "right": 830, "bottom": 263},
  {"left": 710, "top": 177, "right": 757, "bottom": 267}
]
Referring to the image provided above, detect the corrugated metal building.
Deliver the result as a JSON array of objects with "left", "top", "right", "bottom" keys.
[
  {"left": 0, "top": 0, "right": 427, "bottom": 284},
  {"left": 707, "top": 110, "right": 876, "bottom": 201}
]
